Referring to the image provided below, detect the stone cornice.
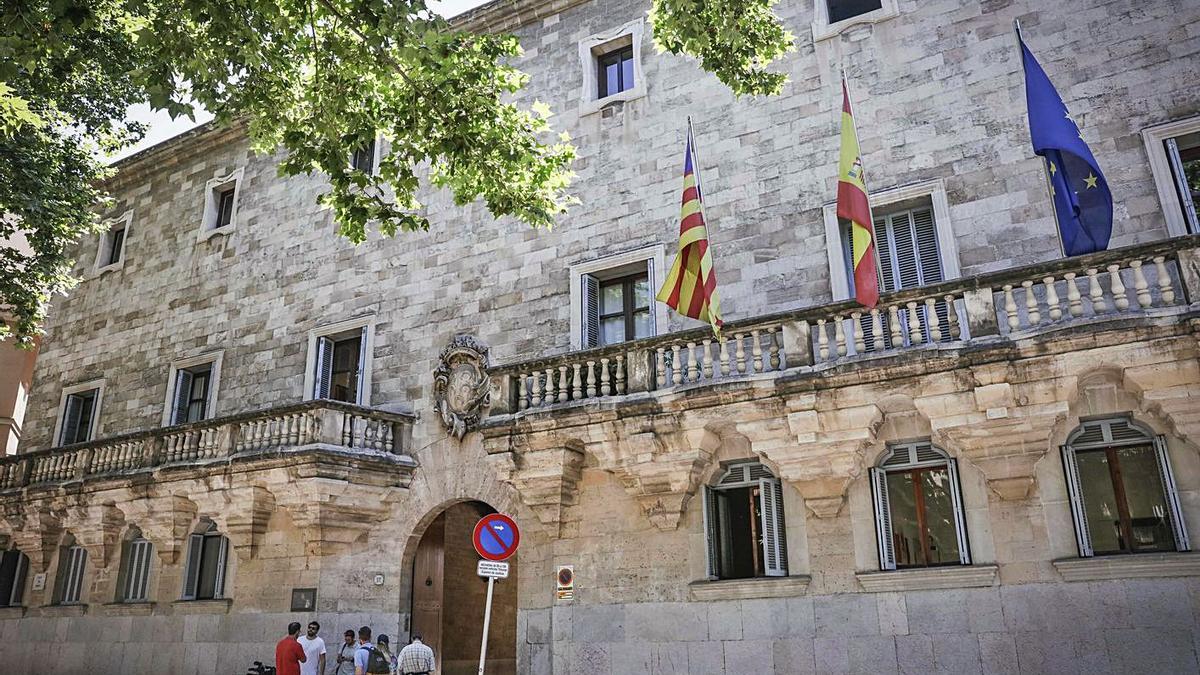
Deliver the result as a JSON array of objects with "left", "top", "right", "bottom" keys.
[
  {"left": 855, "top": 564, "right": 999, "bottom": 592},
  {"left": 687, "top": 575, "right": 811, "bottom": 601},
  {"left": 1053, "top": 553, "right": 1200, "bottom": 582}
]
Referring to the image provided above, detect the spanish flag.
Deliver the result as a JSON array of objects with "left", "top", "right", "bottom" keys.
[
  {"left": 837, "top": 77, "right": 879, "bottom": 308},
  {"left": 657, "top": 121, "right": 723, "bottom": 336}
]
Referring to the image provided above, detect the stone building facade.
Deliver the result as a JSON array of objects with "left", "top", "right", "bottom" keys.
[{"left": 3, "top": 0, "right": 1200, "bottom": 673}]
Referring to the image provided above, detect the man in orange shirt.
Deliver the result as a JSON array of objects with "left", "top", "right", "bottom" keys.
[{"left": 275, "top": 621, "right": 308, "bottom": 675}]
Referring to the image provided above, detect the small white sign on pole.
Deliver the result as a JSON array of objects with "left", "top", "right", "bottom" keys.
[{"left": 477, "top": 560, "right": 510, "bottom": 579}]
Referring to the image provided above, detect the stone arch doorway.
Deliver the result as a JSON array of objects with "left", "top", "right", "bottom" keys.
[{"left": 408, "top": 500, "right": 517, "bottom": 675}]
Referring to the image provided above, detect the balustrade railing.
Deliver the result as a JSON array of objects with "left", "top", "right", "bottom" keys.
[
  {"left": 489, "top": 236, "right": 1199, "bottom": 414},
  {"left": 0, "top": 400, "right": 414, "bottom": 491}
]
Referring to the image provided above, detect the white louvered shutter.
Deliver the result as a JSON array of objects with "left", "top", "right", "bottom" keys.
[
  {"left": 60, "top": 396, "right": 83, "bottom": 446},
  {"left": 213, "top": 536, "right": 229, "bottom": 598},
  {"left": 870, "top": 467, "right": 897, "bottom": 570},
  {"left": 874, "top": 215, "right": 897, "bottom": 292},
  {"left": 65, "top": 546, "right": 86, "bottom": 603},
  {"left": 172, "top": 369, "right": 194, "bottom": 425},
  {"left": 126, "top": 539, "right": 152, "bottom": 601},
  {"left": 1166, "top": 138, "right": 1200, "bottom": 234},
  {"left": 10, "top": 553, "right": 27, "bottom": 606},
  {"left": 946, "top": 459, "right": 972, "bottom": 565},
  {"left": 355, "top": 327, "right": 368, "bottom": 405},
  {"left": 645, "top": 258, "right": 657, "bottom": 335},
  {"left": 702, "top": 486, "right": 720, "bottom": 580},
  {"left": 181, "top": 533, "right": 204, "bottom": 600},
  {"left": 843, "top": 222, "right": 885, "bottom": 351},
  {"left": 1153, "top": 435, "right": 1191, "bottom": 552},
  {"left": 1060, "top": 445, "right": 1094, "bottom": 558},
  {"left": 759, "top": 477, "right": 787, "bottom": 576},
  {"left": 582, "top": 274, "right": 600, "bottom": 348},
  {"left": 315, "top": 337, "right": 334, "bottom": 400}
]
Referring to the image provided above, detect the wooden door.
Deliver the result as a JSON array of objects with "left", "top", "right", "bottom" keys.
[{"left": 411, "top": 513, "right": 445, "bottom": 673}]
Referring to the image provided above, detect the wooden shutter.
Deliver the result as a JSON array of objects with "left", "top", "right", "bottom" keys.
[
  {"left": 181, "top": 533, "right": 204, "bottom": 600},
  {"left": 702, "top": 486, "right": 720, "bottom": 580},
  {"left": 315, "top": 337, "right": 334, "bottom": 400},
  {"left": 946, "top": 459, "right": 972, "bottom": 565},
  {"left": 1060, "top": 445, "right": 1094, "bottom": 558},
  {"left": 1153, "top": 435, "right": 1191, "bottom": 552},
  {"left": 124, "top": 539, "right": 152, "bottom": 601},
  {"left": 172, "top": 369, "right": 194, "bottom": 425},
  {"left": 870, "top": 467, "right": 897, "bottom": 570},
  {"left": 65, "top": 546, "right": 86, "bottom": 603},
  {"left": 758, "top": 477, "right": 788, "bottom": 577},
  {"left": 355, "top": 327, "right": 368, "bottom": 405},
  {"left": 213, "top": 536, "right": 229, "bottom": 598},
  {"left": 117, "top": 539, "right": 133, "bottom": 601},
  {"left": 874, "top": 215, "right": 898, "bottom": 292},
  {"left": 60, "top": 395, "right": 83, "bottom": 446},
  {"left": 581, "top": 274, "right": 600, "bottom": 348}
]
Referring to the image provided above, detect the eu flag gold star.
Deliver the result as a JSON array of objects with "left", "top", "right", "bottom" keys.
[
  {"left": 1064, "top": 109, "right": 1078, "bottom": 126},
  {"left": 1049, "top": 161, "right": 1057, "bottom": 175},
  {"left": 1084, "top": 173, "right": 1098, "bottom": 189}
]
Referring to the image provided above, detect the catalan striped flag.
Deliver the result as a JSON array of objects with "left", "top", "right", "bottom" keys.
[
  {"left": 657, "top": 122, "right": 723, "bottom": 336},
  {"left": 837, "top": 76, "right": 879, "bottom": 308}
]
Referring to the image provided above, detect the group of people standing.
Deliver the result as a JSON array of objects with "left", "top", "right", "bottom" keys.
[{"left": 275, "top": 621, "right": 437, "bottom": 675}]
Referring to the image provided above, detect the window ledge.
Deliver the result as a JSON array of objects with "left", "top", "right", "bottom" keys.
[
  {"left": 688, "top": 575, "right": 811, "bottom": 601},
  {"left": 101, "top": 601, "right": 156, "bottom": 616},
  {"left": 197, "top": 224, "right": 235, "bottom": 242},
  {"left": 38, "top": 603, "right": 88, "bottom": 617},
  {"left": 92, "top": 260, "right": 125, "bottom": 278},
  {"left": 812, "top": 2, "right": 900, "bottom": 42},
  {"left": 1053, "top": 552, "right": 1200, "bottom": 582},
  {"left": 855, "top": 564, "right": 998, "bottom": 593},
  {"left": 171, "top": 598, "right": 232, "bottom": 614},
  {"left": 580, "top": 85, "right": 647, "bottom": 117},
  {"left": 0, "top": 606, "right": 27, "bottom": 619}
]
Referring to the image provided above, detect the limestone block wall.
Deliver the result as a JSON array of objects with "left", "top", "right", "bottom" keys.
[{"left": 21, "top": 0, "right": 1200, "bottom": 459}]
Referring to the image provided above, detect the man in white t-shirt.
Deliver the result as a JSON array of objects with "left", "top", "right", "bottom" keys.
[{"left": 296, "top": 621, "right": 327, "bottom": 675}]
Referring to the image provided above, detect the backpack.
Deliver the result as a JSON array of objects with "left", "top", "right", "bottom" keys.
[{"left": 359, "top": 645, "right": 391, "bottom": 674}]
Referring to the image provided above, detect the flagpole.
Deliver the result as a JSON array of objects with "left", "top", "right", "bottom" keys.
[
  {"left": 1014, "top": 19, "right": 1066, "bottom": 258},
  {"left": 840, "top": 67, "right": 881, "bottom": 284}
]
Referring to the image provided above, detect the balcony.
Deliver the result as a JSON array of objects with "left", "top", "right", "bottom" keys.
[
  {"left": 0, "top": 400, "right": 416, "bottom": 491},
  {"left": 478, "top": 236, "right": 1200, "bottom": 534},
  {"left": 487, "top": 236, "right": 1200, "bottom": 416}
]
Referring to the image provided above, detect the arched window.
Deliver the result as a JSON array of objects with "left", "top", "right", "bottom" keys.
[
  {"left": 870, "top": 442, "right": 970, "bottom": 570},
  {"left": 181, "top": 521, "right": 229, "bottom": 601},
  {"left": 0, "top": 546, "right": 29, "bottom": 607},
  {"left": 116, "top": 530, "right": 154, "bottom": 603},
  {"left": 702, "top": 462, "right": 787, "bottom": 579},
  {"left": 52, "top": 535, "right": 87, "bottom": 605},
  {"left": 1062, "top": 417, "right": 1190, "bottom": 557}
]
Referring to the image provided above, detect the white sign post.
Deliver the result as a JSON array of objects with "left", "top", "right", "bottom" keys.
[{"left": 472, "top": 514, "right": 520, "bottom": 675}]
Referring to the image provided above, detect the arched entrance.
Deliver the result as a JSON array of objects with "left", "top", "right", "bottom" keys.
[{"left": 409, "top": 501, "right": 517, "bottom": 675}]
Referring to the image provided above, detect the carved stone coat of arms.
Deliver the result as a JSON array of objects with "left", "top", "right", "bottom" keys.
[{"left": 433, "top": 335, "right": 492, "bottom": 440}]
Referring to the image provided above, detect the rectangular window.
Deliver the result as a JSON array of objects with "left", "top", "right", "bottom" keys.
[
  {"left": 59, "top": 389, "right": 98, "bottom": 446},
  {"left": 883, "top": 467, "right": 962, "bottom": 567},
  {"left": 703, "top": 464, "right": 787, "bottom": 580},
  {"left": 171, "top": 364, "right": 213, "bottom": 425},
  {"left": 315, "top": 330, "right": 366, "bottom": 404},
  {"left": 0, "top": 550, "right": 28, "bottom": 607},
  {"left": 53, "top": 545, "right": 87, "bottom": 605},
  {"left": 1165, "top": 132, "right": 1200, "bottom": 234},
  {"left": 594, "top": 272, "right": 652, "bottom": 346},
  {"left": 597, "top": 46, "right": 634, "bottom": 99},
  {"left": 107, "top": 226, "right": 126, "bottom": 266},
  {"left": 842, "top": 204, "right": 950, "bottom": 348},
  {"left": 827, "top": 0, "right": 883, "bottom": 23},
  {"left": 119, "top": 538, "right": 153, "bottom": 602},
  {"left": 1074, "top": 445, "right": 1176, "bottom": 555},
  {"left": 351, "top": 139, "right": 377, "bottom": 174},
  {"left": 214, "top": 187, "right": 236, "bottom": 230},
  {"left": 182, "top": 531, "right": 228, "bottom": 601}
]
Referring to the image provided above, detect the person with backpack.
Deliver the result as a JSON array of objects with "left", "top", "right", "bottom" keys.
[
  {"left": 353, "top": 626, "right": 393, "bottom": 675},
  {"left": 374, "top": 634, "right": 399, "bottom": 675}
]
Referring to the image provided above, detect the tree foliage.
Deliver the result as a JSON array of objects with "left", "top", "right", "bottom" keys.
[
  {"left": 649, "top": 0, "right": 793, "bottom": 97},
  {"left": 1, "top": 0, "right": 792, "bottom": 345}
]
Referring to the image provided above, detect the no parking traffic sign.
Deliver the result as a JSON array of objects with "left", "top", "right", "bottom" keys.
[{"left": 473, "top": 513, "right": 520, "bottom": 561}]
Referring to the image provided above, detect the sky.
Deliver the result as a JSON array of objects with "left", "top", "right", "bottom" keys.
[{"left": 110, "top": 0, "right": 492, "bottom": 162}]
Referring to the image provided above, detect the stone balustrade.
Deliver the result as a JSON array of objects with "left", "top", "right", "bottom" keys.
[
  {"left": 0, "top": 400, "right": 415, "bottom": 491},
  {"left": 489, "top": 235, "right": 1200, "bottom": 414}
]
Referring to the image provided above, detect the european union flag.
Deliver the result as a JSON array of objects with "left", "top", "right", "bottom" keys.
[{"left": 1020, "top": 36, "right": 1113, "bottom": 255}]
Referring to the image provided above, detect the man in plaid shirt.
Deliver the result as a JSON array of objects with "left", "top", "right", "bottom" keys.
[{"left": 396, "top": 634, "right": 435, "bottom": 675}]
